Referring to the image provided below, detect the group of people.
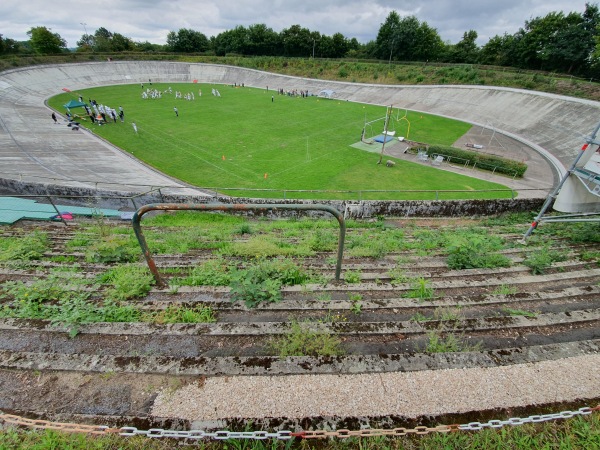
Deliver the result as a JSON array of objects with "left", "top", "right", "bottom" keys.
[
  {"left": 85, "top": 100, "right": 124, "bottom": 124},
  {"left": 276, "top": 88, "right": 311, "bottom": 97}
]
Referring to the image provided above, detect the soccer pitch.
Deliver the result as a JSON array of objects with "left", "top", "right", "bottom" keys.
[{"left": 48, "top": 83, "right": 512, "bottom": 200}]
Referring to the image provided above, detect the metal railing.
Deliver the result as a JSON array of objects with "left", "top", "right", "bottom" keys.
[{"left": 132, "top": 203, "right": 346, "bottom": 288}]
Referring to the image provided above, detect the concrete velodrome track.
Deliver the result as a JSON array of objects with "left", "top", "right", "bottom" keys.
[{"left": 0, "top": 61, "right": 599, "bottom": 196}]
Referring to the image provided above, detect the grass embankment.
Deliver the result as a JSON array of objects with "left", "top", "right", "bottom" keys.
[{"left": 48, "top": 84, "right": 511, "bottom": 200}]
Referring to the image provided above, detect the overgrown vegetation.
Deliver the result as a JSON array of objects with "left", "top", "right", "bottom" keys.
[
  {"left": 269, "top": 320, "right": 345, "bottom": 357},
  {"left": 0, "top": 232, "right": 48, "bottom": 267},
  {"left": 523, "top": 245, "right": 568, "bottom": 275},
  {"left": 229, "top": 257, "right": 313, "bottom": 308},
  {"left": 446, "top": 232, "right": 511, "bottom": 270}
]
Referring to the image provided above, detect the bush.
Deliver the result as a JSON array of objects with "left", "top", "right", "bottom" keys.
[
  {"left": 424, "top": 144, "right": 527, "bottom": 178},
  {"left": 99, "top": 265, "right": 154, "bottom": 300},
  {"left": 446, "top": 234, "right": 511, "bottom": 269}
]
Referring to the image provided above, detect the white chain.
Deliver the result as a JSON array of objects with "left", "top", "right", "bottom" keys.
[
  {"left": 118, "top": 426, "right": 293, "bottom": 440},
  {"left": 458, "top": 407, "right": 593, "bottom": 431}
]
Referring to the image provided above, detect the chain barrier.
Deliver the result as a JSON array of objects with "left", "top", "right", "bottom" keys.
[{"left": 0, "top": 405, "right": 598, "bottom": 441}]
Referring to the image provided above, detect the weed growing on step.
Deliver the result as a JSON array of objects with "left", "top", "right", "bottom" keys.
[
  {"left": 269, "top": 320, "right": 344, "bottom": 357},
  {"left": 316, "top": 293, "right": 332, "bottom": 302},
  {"left": 425, "top": 329, "right": 482, "bottom": 353},
  {"left": 388, "top": 267, "right": 410, "bottom": 285},
  {"left": 85, "top": 235, "right": 139, "bottom": 263},
  {"left": 235, "top": 223, "right": 253, "bottom": 236},
  {"left": 174, "top": 257, "right": 232, "bottom": 286},
  {"left": 51, "top": 298, "right": 141, "bottom": 337},
  {"left": 147, "top": 304, "right": 216, "bottom": 324},
  {"left": 229, "top": 258, "right": 311, "bottom": 307},
  {"left": 223, "top": 235, "right": 312, "bottom": 257},
  {"left": 580, "top": 250, "right": 600, "bottom": 264},
  {"left": 0, "top": 232, "right": 48, "bottom": 267},
  {"left": 492, "top": 284, "right": 518, "bottom": 295},
  {"left": 433, "top": 306, "right": 462, "bottom": 321},
  {"left": 349, "top": 293, "right": 363, "bottom": 315},
  {"left": 344, "top": 270, "right": 362, "bottom": 284},
  {"left": 404, "top": 277, "right": 435, "bottom": 300},
  {"left": 307, "top": 229, "right": 338, "bottom": 252},
  {"left": 410, "top": 312, "right": 429, "bottom": 322},
  {"left": 98, "top": 265, "right": 154, "bottom": 300},
  {"left": 523, "top": 245, "right": 567, "bottom": 275},
  {"left": 0, "top": 272, "right": 141, "bottom": 337},
  {"left": 446, "top": 232, "right": 511, "bottom": 270},
  {"left": 0, "top": 269, "right": 90, "bottom": 309}
]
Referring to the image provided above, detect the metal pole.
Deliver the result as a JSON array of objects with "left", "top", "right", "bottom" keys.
[
  {"left": 46, "top": 195, "right": 68, "bottom": 227},
  {"left": 377, "top": 105, "right": 392, "bottom": 165}
]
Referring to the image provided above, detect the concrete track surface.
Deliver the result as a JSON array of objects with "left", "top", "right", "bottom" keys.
[
  {"left": 1, "top": 61, "right": 600, "bottom": 194},
  {"left": 0, "top": 62, "right": 599, "bottom": 433}
]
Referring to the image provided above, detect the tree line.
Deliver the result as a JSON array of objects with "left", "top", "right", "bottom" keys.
[{"left": 1, "top": 3, "right": 599, "bottom": 77}]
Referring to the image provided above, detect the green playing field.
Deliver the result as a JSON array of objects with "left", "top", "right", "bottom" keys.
[{"left": 48, "top": 83, "right": 512, "bottom": 200}]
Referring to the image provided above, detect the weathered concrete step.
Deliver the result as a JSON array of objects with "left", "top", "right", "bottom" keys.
[
  {"left": 141, "top": 268, "right": 600, "bottom": 296},
  {"left": 139, "top": 285, "right": 600, "bottom": 309},
  {"left": 0, "top": 339, "right": 597, "bottom": 376},
  {"left": 0, "top": 309, "right": 597, "bottom": 338}
]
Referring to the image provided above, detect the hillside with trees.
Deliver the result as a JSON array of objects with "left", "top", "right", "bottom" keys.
[{"left": 1, "top": 3, "right": 599, "bottom": 80}]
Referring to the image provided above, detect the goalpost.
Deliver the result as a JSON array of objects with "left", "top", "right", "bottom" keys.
[{"left": 361, "top": 115, "right": 391, "bottom": 144}]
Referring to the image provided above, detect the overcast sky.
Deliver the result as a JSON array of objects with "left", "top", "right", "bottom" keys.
[{"left": 0, "top": 0, "right": 595, "bottom": 48}]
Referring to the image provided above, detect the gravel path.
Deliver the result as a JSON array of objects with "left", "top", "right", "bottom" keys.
[{"left": 151, "top": 354, "right": 600, "bottom": 422}]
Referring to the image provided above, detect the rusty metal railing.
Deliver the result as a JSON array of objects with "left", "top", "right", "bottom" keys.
[{"left": 132, "top": 203, "right": 346, "bottom": 288}]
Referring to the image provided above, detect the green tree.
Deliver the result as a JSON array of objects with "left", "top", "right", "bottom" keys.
[
  {"left": 280, "top": 24, "right": 313, "bottom": 57},
  {"left": 0, "top": 33, "right": 20, "bottom": 54},
  {"left": 373, "top": 11, "right": 401, "bottom": 60},
  {"left": 27, "top": 26, "right": 66, "bottom": 54},
  {"left": 212, "top": 26, "right": 247, "bottom": 55},
  {"left": 451, "top": 30, "right": 480, "bottom": 63},
  {"left": 93, "top": 27, "right": 113, "bottom": 52},
  {"left": 110, "top": 33, "right": 133, "bottom": 52},
  {"left": 479, "top": 33, "right": 517, "bottom": 66},
  {"left": 134, "top": 41, "right": 164, "bottom": 52},
  {"left": 512, "top": 4, "right": 599, "bottom": 74},
  {"left": 246, "top": 23, "right": 280, "bottom": 56},
  {"left": 76, "top": 33, "right": 94, "bottom": 52},
  {"left": 374, "top": 13, "right": 443, "bottom": 62},
  {"left": 166, "top": 28, "right": 209, "bottom": 53}
]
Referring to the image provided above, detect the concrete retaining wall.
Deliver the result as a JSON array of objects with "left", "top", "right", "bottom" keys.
[{"left": 0, "top": 178, "right": 544, "bottom": 219}]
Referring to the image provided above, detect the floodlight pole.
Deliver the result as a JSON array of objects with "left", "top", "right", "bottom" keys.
[{"left": 377, "top": 105, "right": 393, "bottom": 165}]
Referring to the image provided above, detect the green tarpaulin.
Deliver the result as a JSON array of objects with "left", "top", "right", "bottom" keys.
[{"left": 63, "top": 99, "right": 87, "bottom": 109}]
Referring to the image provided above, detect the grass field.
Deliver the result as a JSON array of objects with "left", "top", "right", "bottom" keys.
[{"left": 48, "top": 83, "right": 512, "bottom": 200}]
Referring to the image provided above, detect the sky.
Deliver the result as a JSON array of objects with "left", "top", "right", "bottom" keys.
[{"left": 0, "top": 0, "right": 595, "bottom": 48}]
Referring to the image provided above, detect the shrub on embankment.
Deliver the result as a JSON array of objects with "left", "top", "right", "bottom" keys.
[{"left": 420, "top": 145, "right": 528, "bottom": 178}]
